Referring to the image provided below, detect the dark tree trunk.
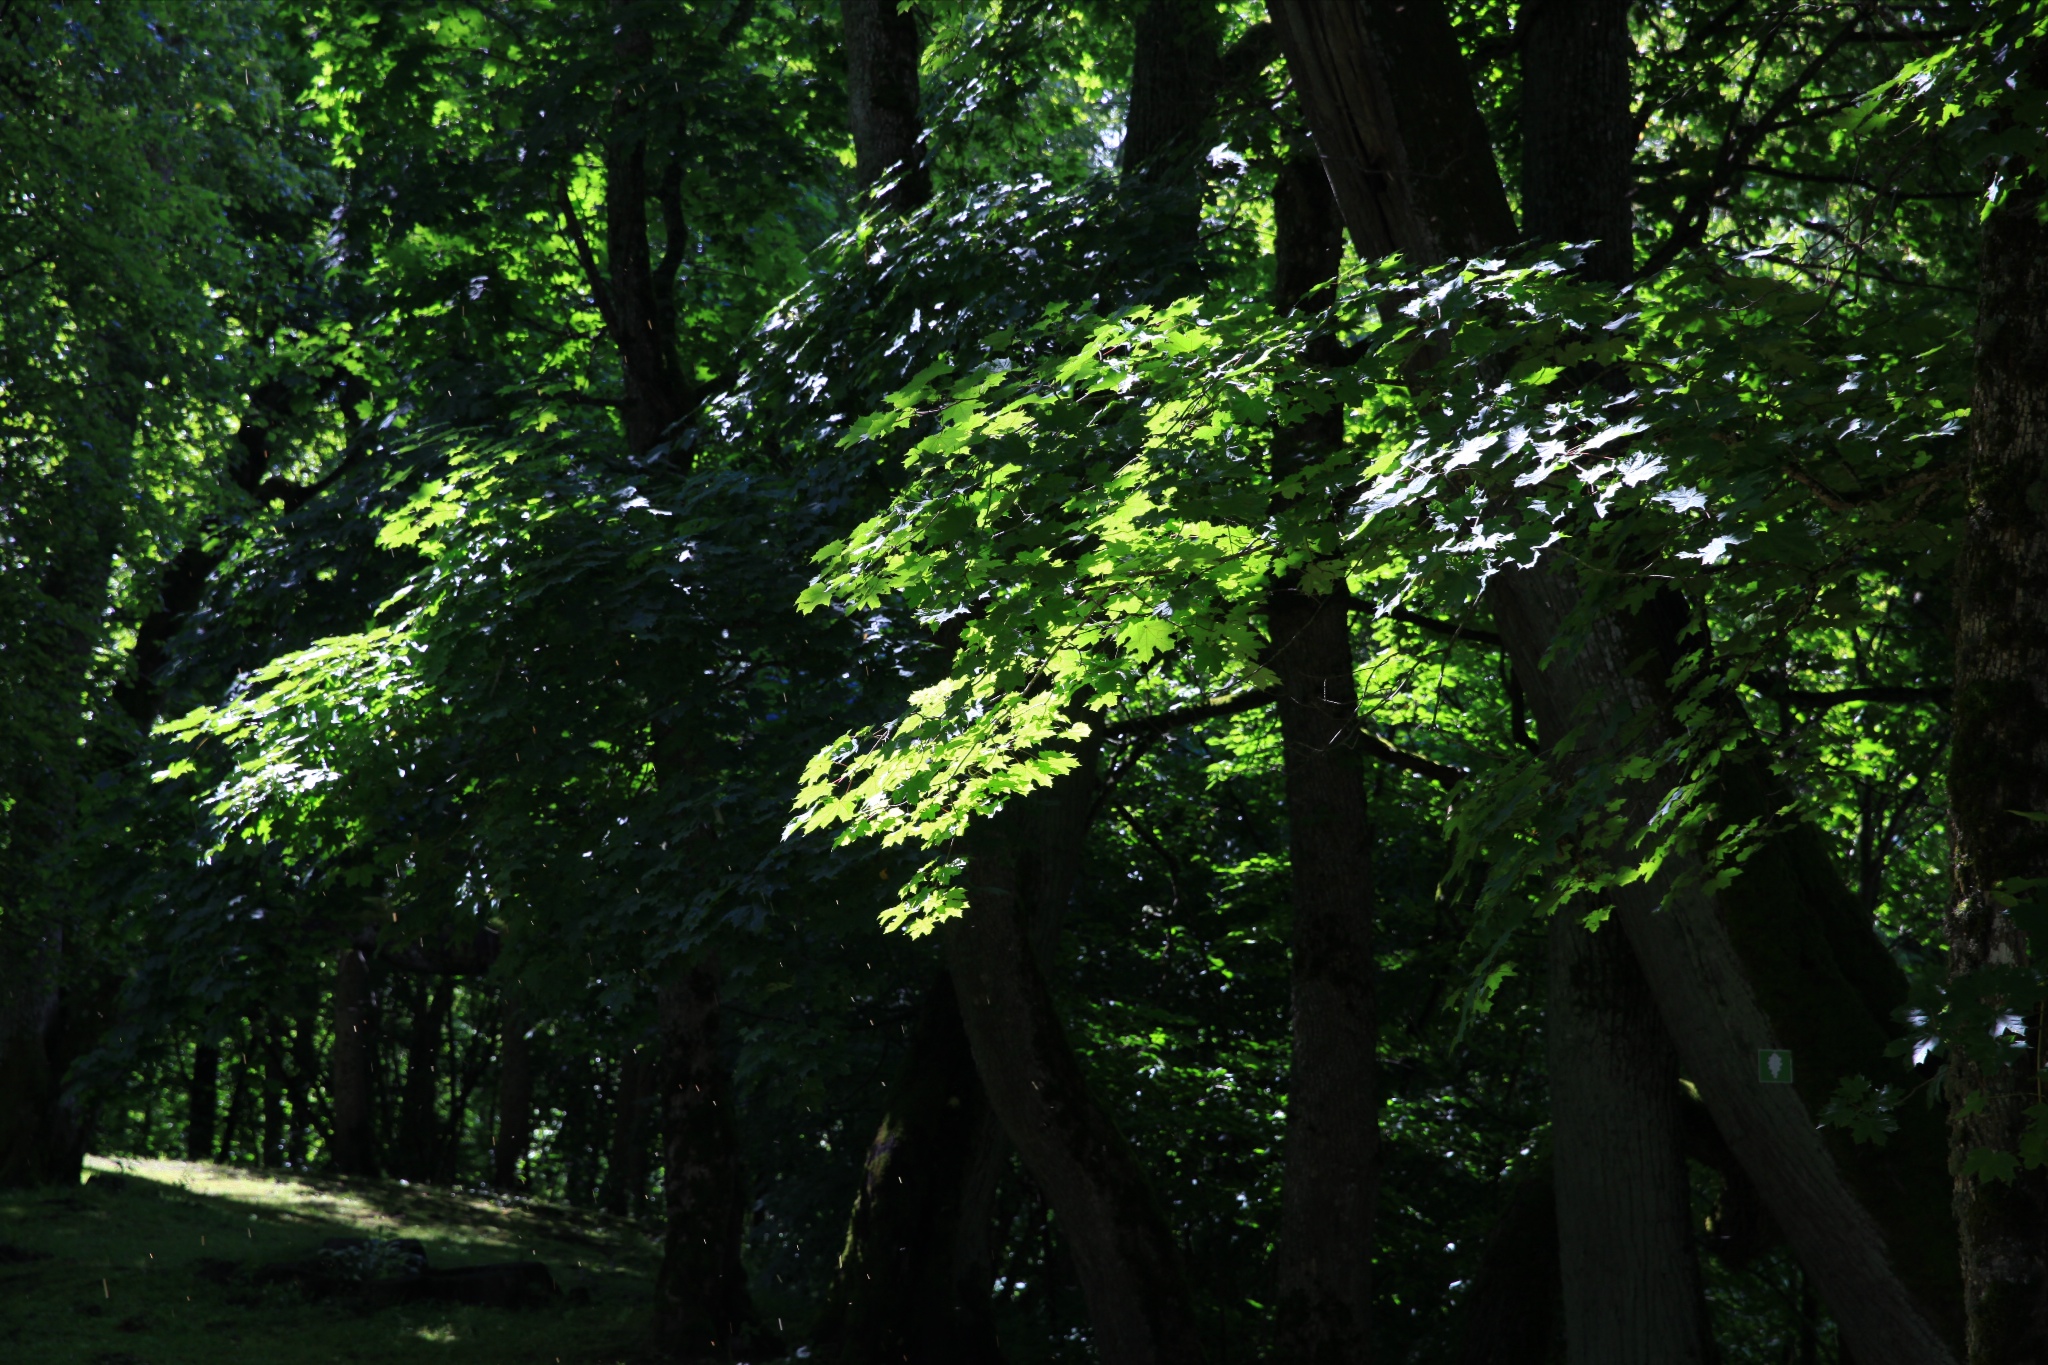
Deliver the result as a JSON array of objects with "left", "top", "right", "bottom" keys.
[
  {"left": 0, "top": 927, "right": 90, "bottom": 1188},
  {"left": 1455, "top": 1162, "right": 1563, "bottom": 1365},
  {"left": 944, "top": 753, "right": 1208, "bottom": 1365},
  {"left": 186, "top": 1040, "right": 220, "bottom": 1162},
  {"left": 331, "top": 933, "right": 379, "bottom": 1177},
  {"left": 1267, "top": 144, "right": 1378, "bottom": 1365},
  {"left": 818, "top": 970, "right": 1007, "bottom": 1365},
  {"left": 1274, "top": 4, "right": 1962, "bottom": 1357},
  {"left": 1122, "top": 0, "right": 1212, "bottom": 261},
  {"left": 1518, "top": 0, "right": 1634, "bottom": 282},
  {"left": 1519, "top": 7, "right": 1710, "bottom": 1361},
  {"left": 603, "top": 1045, "right": 653, "bottom": 1219},
  {"left": 288, "top": 1015, "right": 316, "bottom": 1167},
  {"left": 395, "top": 976, "right": 454, "bottom": 1182},
  {"left": 261, "top": 1021, "right": 287, "bottom": 1168},
  {"left": 1547, "top": 913, "right": 1709, "bottom": 1364},
  {"left": 654, "top": 956, "right": 759, "bottom": 1360},
  {"left": 493, "top": 999, "right": 536, "bottom": 1189},
  {"left": 843, "top": 0, "right": 929, "bottom": 212},
  {"left": 1947, "top": 149, "right": 2048, "bottom": 1365},
  {"left": 217, "top": 1048, "right": 251, "bottom": 1163}
]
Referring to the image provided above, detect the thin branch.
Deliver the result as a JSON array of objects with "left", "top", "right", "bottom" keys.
[
  {"left": 1381, "top": 607, "right": 1503, "bottom": 648},
  {"left": 1787, "top": 462, "right": 1952, "bottom": 513},
  {"left": 557, "top": 182, "right": 619, "bottom": 341},
  {"left": 1362, "top": 731, "right": 1467, "bottom": 786},
  {"left": 1753, "top": 681, "right": 1946, "bottom": 713}
]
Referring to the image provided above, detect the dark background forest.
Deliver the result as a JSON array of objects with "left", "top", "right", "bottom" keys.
[{"left": 2, "top": 1, "right": 2043, "bottom": 1363}]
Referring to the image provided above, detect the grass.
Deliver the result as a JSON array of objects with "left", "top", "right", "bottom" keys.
[{"left": 0, "top": 1156, "right": 671, "bottom": 1365}]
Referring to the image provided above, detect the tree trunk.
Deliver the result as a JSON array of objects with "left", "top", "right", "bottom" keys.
[
  {"left": 331, "top": 933, "right": 379, "bottom": 1177},
  {"left": 1519, "top": 7, "right": 1710, "bottom": 1361},
  {"left": 493, "top": 999, "right": 536, "bottom": 1189},
  {"left": 604, "top": 1044, "right": 653, "bottom": 1219},
  {"left": 1267, "top": 144, "right": 1378, "bottom": 1365},
  {"left": 818, "top": 970, "right": 1008, "bottom": 1365},
  {"left": 261, "top": 1021, "right": 287, "bottom": 1168},
  {"left": 288, "top": 1014, "right": 316, "bottom": 1167},
  {"left": 1547, "top": 913, "right": 1709, "bottom": 1364},
  {"left": 1947, "top": 150, "right": 2048, "bottom": 1364},
  {"left": 186, "top": 1040, "right": 219, "bottom": 1162},
  {"left": 1455, "top": 1161, "right": 1562, "bottom": 1365},
  {"left": 0, "top": 926, "right": 89, "bottom": 1188},
  {"left": 1274, "top": 3, "right": 1963, "bottom": 1356},
  {"left": 217, "top": 1047, "right": 251, "bottom": 1163},
  {"left": 944, "top": 752, "right": 1208, "bottom": 1365},
  {"left": 654, "top": 956, "right": 759, "bottom": 1360},
  {"left": 395, "top": 975, "right": 454, "bottom": 1182},
  {"left": 843, "top": 0, "right": 929, "bottom": 213}
]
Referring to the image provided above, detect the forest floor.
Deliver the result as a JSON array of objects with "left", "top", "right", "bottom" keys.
[{"left": 0, "top": 1156, "right": 683, "bottom": 1365}]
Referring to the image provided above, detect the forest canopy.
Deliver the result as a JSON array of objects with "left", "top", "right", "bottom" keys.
[{"left": 2, "top": 2, "right": 2043, "bottom": 1363}]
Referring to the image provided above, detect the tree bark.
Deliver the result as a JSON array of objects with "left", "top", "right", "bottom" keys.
[
  {"left": 186, "top": 1039, "right": 220, "bottom": 1162},
  {"left": 493, "top": 999, "right": 535, "bottom": 1189},
  {"left": 1547, "top": 913, "right": 1709, "bottom": 1365},
  {"left": 288, "top": 1013, "right": 316, "bottom": 1167},
  {"left": 1519, "top": 7, "right": 1710, "bottom": 1361},
  {"left": 654, "top": 956, "right": 759, "bottom": 1360},
  {"left": 1455, "top": 1161, "right": 1562, "bottom": 1365},
  {"left": 0, "top": 926, "right": 89, "bottom": 1188},
  {"left": 395, "top": 975, "right": 454, "bottom": 1182},
  {"left": 944, "top": 752, "right": 1208, "bottom": 1365},
  {"left": 604, "top": 1044, "right": 653, "bottom": 1219},
  {"left": 1947, "top": 149, "right": 2048, "bottom": 1364},
  {"left": 1274, "top": 3, "right": 1963, "bottom": 1357},
  {"left": 1118, "top": 1, "right": 1224, "bottom": 278},
  {"left": 1267, "top": 144, "right": 1378, "bottom": 1365},
  {"left": 818, "top": 970, "right": 1007, "bottom": 1365},
  {"left": 331, "top": 933, "right": 379, "bottom": 1177},
  {"left": 843, "top": 0, "right": 929, "bottom": 213},
  {"left": 261, "top": 1020, "right": 287, "bottom": 1168}
]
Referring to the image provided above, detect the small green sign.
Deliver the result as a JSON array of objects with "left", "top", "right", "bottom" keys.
[{"left": 1757, "top": 1049, "right": 1794, "bottom": 1084}]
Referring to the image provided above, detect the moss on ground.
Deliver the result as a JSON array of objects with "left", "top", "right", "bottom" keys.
[{"left": 0, "top": 1157, "right": 673, "bottom": 1364}]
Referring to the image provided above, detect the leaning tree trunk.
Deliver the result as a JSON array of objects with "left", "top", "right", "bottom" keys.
[
  {"left": 1947, "top": 150, "right": 2048, "bottom": 1365},
  {"left": 331, "top": 932, "right": 379, "bottom": 1177},
  {"left": 944, "top": 751, "right": 1209, "bottom": 1365},
  {"left": 1266, "top": 143, "right": 1379, "bottom": 1365},
  {"left": 1272, "top": 2, "right": 1962, "bottom": 1356},
  {"left": 654, "top": 956, "right": 758, "bottom": 1360}
]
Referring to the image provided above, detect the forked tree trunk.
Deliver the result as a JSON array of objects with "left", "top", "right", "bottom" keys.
[
  {"left": 1947, "top": 150, "right": 2048, "bottom": 1364},
  {"left": 1267, "top": 144, "right": 1378, "bottom": 1365},
  {"left": 331, "top": 933, "right": 379, "bottom": 1176},
  {"left": 654, "top": 956, "right": 759, "bottom": 1360},
  {"left": 1272, "top": 2, "right": 1962, "bottom": 1357},
  {"left": 945, "top": 752, "right": 1208, "bottom": 1365}
]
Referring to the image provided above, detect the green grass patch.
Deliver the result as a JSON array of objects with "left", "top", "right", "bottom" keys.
[{"left": 0, "top": 1157, "right": 666, "bottom": 1364}]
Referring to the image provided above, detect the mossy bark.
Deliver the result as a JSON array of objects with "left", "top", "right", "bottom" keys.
[{"left": 1948, "top": 155, "right": 2048, "bottom": 1364}]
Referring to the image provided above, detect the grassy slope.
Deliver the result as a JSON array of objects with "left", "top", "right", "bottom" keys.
[{"left": 0, "top": 1157, "right": 670, "bottom": 1365}]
